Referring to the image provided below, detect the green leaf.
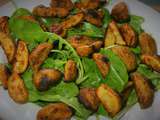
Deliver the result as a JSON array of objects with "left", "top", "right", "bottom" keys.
[
  {"left": 97, "top": 104, "right": 108, "bottom": 116},
  {"left": 38, "top": 17, "right": 61, "bottom": 27},
  {"left": 100, "top": 49, "right": 128, "bottom": 92},
  {"left": 11, "top": 8, "right": 31, "bottom": 18},
  {"left": 126, "top": 89, "right": 137, "bottom": 106},
  {"left": 102, "top": 8, "right": 112, "bottom": 28},
  {"left": 130, "top": 46, "right": 141, "bottom": 55}
]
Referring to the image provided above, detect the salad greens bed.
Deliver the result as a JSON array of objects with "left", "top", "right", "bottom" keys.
[{"left": 0, "top": 1, "right": 160, "bottom": 120}]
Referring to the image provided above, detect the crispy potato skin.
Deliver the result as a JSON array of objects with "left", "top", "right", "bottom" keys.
[
  {"left": 13, "top": 41, "right": 29, "bottom": 74},
  {"left": 64, "top": 60, "right": 78, "bottom": 82},
  {"left": 29, "top": 43, "right": 53, "bottom": 72},
  {"left": 111, "top": 2, "right": 129, "bottom": 22},
  {"left": 111, "top": 46, "right": 137, "bottom": 72},
  {"left": 76, "top": 0, "right": 100, "bottom": 9},
  {"left": 141, "top": 55, "right": 160, "bottom": 73},
  {"left": 0, "top": 64, "right": 10, "bottom": 89},
  {"left": 34, "top": 69, "right": 62, "bottom": 91},
  {"left": 79, "top": 88, "right": 99, "bottom": 111},
  {"left": 139, "top": 32, "right": 157, "bottom": 55},
  {"left": 105, "top": 21, "right": 126, "bottom": 47},
  {"left": 0, "top": 32, "right": 15, "bottom": 63},
  {"left": 93, "top": 53, "right": 110, "bottom": 78},
  {"left": 131, "top": 72, "right": 154, "bottom": 109},
  {"left": 0, "top": 16, "right": 10, "bottom": 34},
  {"left": 37, "top": 103, "right": 72, "bottom": 120},
  {"left": 120, "top": 23, "right": 137, "bottom": 47},
  {"left": 96, "top": 84, "right": 121, "bottom": 117},
  {"left": 8, "top": 72, "right": 28, "bottom": 104}
]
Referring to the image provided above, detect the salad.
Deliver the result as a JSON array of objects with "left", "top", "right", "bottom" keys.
[{"left": 0, "top": 0, "right": 160, "bottom": 120}]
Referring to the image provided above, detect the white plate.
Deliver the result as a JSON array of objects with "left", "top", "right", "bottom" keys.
[{"left": 0, "top": 0, "right": 160, "bottom": 120}]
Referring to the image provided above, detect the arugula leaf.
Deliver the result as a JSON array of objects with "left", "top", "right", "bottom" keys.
[
  {"left": 97, "top": 104, "right": 108, "bottom": 116},
  {"left": 102, "top": 8, "right": 112, "bottom": 28},
  {"left": 38, "top": 17, "right": 61, "bottom": 27},
  {"left": 100, "top": 49, "right": 128, "bottom": 92},
  {"left": 11, "top": 8, "right": 31, "bottom": 18},
  {"left": 130, "top": 46, "right": 141, "bottom": 55}
]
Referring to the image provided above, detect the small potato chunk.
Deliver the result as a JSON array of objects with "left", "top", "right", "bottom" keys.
[
  {"left": 34, "top": 69, "right": 62, "bottom": 91},
  {"left": 76, "top": 0, "right": 100, "bottom": 9},
  {"left": 131, "top": 72, "right": 154, "bottom": 109},
  {"left": 139, "top": 32, "right": 157, "bottom": 55},
  {"left": 76, "top": 45, "right": 93, "bottom": 57},
  {"left": 105, "top": 21, "right": 126, "bottom": 47},
  {"left": 111, "top": 46, "right": 137, "bottom": 72},
  {"left": 79, "top": 88, "right": 99, "bottom": 111},
  {"left": 141, "top": 55, "right": 160, "bottom": 73},
  {"left": 0, "top": 64, "right": 10, "bottom": 89},
  {"left": 8, "top": 72, "right": 28, "bottom": 103},
  {"left": 111, "top": 2, "right": 129, "bottom": 22},
  {"left": 96, "top": 84, "right": 121, "bottom": 117},
  {"left": 92, "top": 53, "right": 110, "bottom": 78},
  {"left": 0, "top": 16, "right": 10, "bottom": 34},
  {"left": 64, "top": 60, "right": 78, "bottom": 82},
  {"left": 0, "top": 32, "right": 15, "bottom": 63},
  {"left": 29, "top": 43, "right": 53, "bottom": 72},
  {"left": 37, "top": 103, "right": 72, "bottom": 120},
  {"left": 120, "top": 23, "right": 137, "bottom": 47},
  {"left": 13, "top": 41, "right": 28, "bottom": 74}
]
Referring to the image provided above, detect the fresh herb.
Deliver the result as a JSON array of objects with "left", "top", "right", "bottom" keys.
[{"left": 102, "top": 8, "right": 112, "bottom": 28}]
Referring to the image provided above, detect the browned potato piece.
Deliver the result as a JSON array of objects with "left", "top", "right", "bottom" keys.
[
  {"left": 131, "top": 72, "right": 154, "bottom": 108},
  {"left": 111, "top": 2, "right": 129, "bottom": 22},
  {"left": 96, "top": 84, "right": 121, "bottom": 117},
  {"left": 93, "top": 53, "right": 110, "bottom": 78},
  {"left": 0, "top": 32, "right": 15, "bottom": 63},
  {"left": 29, "top": 43, "right": 53, "bottom": 72},
  {"left": 79, "top": 88, "right": 99, "bottom": 111},
  {"left": 76, "top": 45, "right": 93, "bottom": 57},
  {"left": 50, "top": 24, "right": 67, "bottom": 37},
  {"left": 34, "top": 69, "right": 62, "bottom": 91},
  {"left": 13, "top": 41, "right": 29, "bottom": 74},
  {"left": 141, "top": 55, "right": 160, "bottom": 73},
  {"left": 76, "top": 0, "right": 100, "bottom": 9},
  {"left": 105, "top": 21, "right": 126, "bottom": 47},
  {"left": 64, "top": 60, "right": 78, "bottom": 82},
  {"left": 120, "top": 23, "right": 137, "bottom": 47},
  {"left": 111, "top": 46, "right": 137, "bottom": 72},
  {"left": 8, "top": 72, "right": 28, "bottom": 103},
  {"left": 0, "top": 16, "right": 10, "bottom": 34},
  {"left": 0, "top": 64, "right": 10, "bottom": 89},
  {"left": 139, "top": 32, "right": 157, "bottom": 55},
  {"left": 37, "top": 103, "right": 72, "bottom": 120}
]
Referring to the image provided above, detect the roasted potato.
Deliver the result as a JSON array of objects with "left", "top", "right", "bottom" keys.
[
  {"left": 0, "top": 16, "right": 10, "bottom": 34},
  {"left": 13, "top": 41, "right": 29, "bottom": 74},
  {"left": 0, "top": 32, "right": 15, "bottom": 63},
  {"left": 111, "top": 2, "right": 129, "bottom": 22},
  {"left": 131, "top": 72, "right": 154, "bottom": 108},
  {"left": 0, "top": 64, "right": 10, "bottom": 89},
  {"left": 76, "top": 0, "right": 100, "bottom": 9},
  {"left": 76, "top": 45, "right": 93, "bottom": 57},
  {"left": 92, "top": 53, "right": 110, "bottom": 78},
  {"left": 29, "top": 43, "right": 53, "bottom": 72},
  {"left": 37, "top": 103, "right": 72, "bottom": 120},
  {"left": 8, "top": 72, "right": 28, "bottom": 103},
  {"left": 111, "top": 46, "right": 137, "bottom": 72},
  {"left": 139, "top": 32, "right": 157, "bottom": 55},
  {"left": 34, "top": 69, "right": 62, "bottom": 91},
  {"left": 50, "top": 24, "right": 67, "bottom": 37},
  {"left": 105, "top": 21, "right": 126, "bottom": 47},
  {"left": 141, "top": 54, "right": 160, "bottom": 73},
  {"left": 79, "top": 88, "right": 99, "bottom": 111},
  {"left": 120, "top": 23, "right": 137, "bottom": 47},
  {"left": 64, "top": 60, "right": 78, "bottom": 82},
  {"left": 96, "top": 84, "right": 121, "bottom": 117}
]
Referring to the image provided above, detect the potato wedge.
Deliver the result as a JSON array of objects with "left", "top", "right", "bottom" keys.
[
  {"left": 96, "top": 84, "right": 121, "bottom": 117},
  {"left": 139, "top": 32, "right": 157, "bottom": 55},
  {"left": 8, "top": 72, "right": 28, "bottom": 103},
  {"left": 131, "top": 72, "right": 154, "bottom": 109},
  {"left": 141, "top": 54, "right": 160, "bottom": 73},
  {"left": 0, "top": 32, "right": 15, "bottom": 63},
  {"left": 111, "top": 2, "right": 129, "bottom": 22},
  {"left": 111, "top": 46, "right": 137, "bottom": 72},
  {"left": 34, "top": 69, "right": 62, "bottom": 91},
  {"left": 37, "top": 103, "right": 72, "bottom": 120},
  {"left": 120, "top": 23, "right": 137, "bottom": 47},
  {"left": 13, "top": 41, "right": 29, "bottom": 74},
  {"left": 0, "top": 16, "right": 10, "bottom": 34},
  {"left": 29, "top": 43, "right": 53, "bottom": 72},
  {"left": 105, "top": 21, "right": 126, "bottom": 47},
  {"left": 76, "top": 45, "right": 93, "bottom": 57},
  {"left": 75, "top": 0, "right": 100, "bottom": 9},
  {"left": 79, "top": 88, "right": 99, "bottom": 111},
  {"left": 64, "top": 60, "right": 78, "bottom": 82},
  {"left": 0, "top": 64, "right": 10, "bottom": 89},
  {"left": 93, "top": 53, "right": 110, "bottom": 78}
]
